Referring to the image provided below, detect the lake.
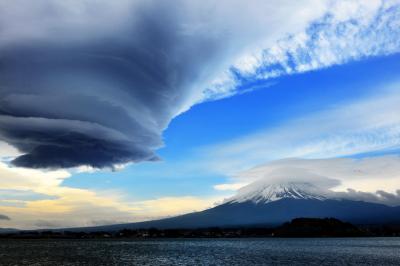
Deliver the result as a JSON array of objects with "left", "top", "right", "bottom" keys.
[{"left": 0, "top": 238, "right": 399, "bottom": 265}]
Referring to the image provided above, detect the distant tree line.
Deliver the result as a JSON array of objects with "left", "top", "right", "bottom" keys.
[{"left": 1, "top": 218, "right": 400, "bottom": 239}]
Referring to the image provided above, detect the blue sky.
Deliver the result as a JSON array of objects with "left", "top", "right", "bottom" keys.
[
  {"left": 63, "top": 53, "right": 400, "bottom": 200},
  {"left": 1, "top": 0, "right": 400, "bottom": 229}
]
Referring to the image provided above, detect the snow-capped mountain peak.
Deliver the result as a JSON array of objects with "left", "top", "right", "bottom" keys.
[{"left": 226, "top": 180, "right": 331, "bottom": 204}]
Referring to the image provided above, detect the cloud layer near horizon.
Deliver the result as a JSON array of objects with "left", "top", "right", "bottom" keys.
[
  {"left": 0, "top": 161, "right": 220, "bottom": 229},
  {"left": 0, "top": 0, "right": 399, "bottom": 168}
]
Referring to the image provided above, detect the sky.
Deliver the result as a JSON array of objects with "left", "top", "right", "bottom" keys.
[{"left": 0, "top": 0, "right": 400, "bottom": 229}]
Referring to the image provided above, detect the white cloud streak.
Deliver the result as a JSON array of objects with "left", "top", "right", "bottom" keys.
[
  {"left": 231, "top": 0, "right": 400, "bottom": 83},
  {"left": 204, "top": 84, "right": 400, "bottom": 174},
  {"left": 213, "top": 183, "right": 249, "bottom": 191}
]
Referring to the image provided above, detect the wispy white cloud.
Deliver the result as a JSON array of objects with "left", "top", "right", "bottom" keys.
[
  {"left": 229, "top": 0, "right": 400, "bottom": 84},
  {"left": 0, "top": 141, "right": 20, "bottom": 159},
  {"left": 213, "top": 183, "right": 249, "bottom": 191},
  {"left": 203, "top": 84, "right": 400, "bottom": 174},
  {"left": 131, "top": 196, "right": 222, "bottom": 220}
]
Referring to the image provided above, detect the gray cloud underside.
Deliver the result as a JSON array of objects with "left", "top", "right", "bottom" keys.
[
  {"left": 335, "top": 189, "right": 400, "bottom": 207},
  {"left": 0, "top": 214, "right": 10, "bottom": 220}
]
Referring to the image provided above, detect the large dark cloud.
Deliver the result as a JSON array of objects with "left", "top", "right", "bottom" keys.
[
  {"left": 0, "top": 1, "right": 228, "bottom": 168},
  {"left": 0, "top": 0, "right": 323, "bottom": 168}
]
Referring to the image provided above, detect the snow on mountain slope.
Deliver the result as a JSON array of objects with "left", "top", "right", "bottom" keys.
[{"left": 226, "top": 180, "right": 333, "bottom": 204}]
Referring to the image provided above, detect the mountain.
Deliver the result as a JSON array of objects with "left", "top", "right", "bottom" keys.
[
  {"left": 74, "top": 180, "right": 400, "bottom": 232},
  {"left": 226, "top": 180, "right": 329, "bottom": 204},
  {"left": 0, "top": 228, "right": 19, "bottom": 234}
]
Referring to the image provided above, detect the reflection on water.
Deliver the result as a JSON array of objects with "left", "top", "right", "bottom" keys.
[{"left": 0, "top": 238, "right": 399, "bottom": 265}]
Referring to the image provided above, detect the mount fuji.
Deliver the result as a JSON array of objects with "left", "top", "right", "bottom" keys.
[
  {"left": 225, "top": 180, "right": 330, "bottom": 204},
  {"left": 80, "top": 179, "right": 400, "bottom": 231}
]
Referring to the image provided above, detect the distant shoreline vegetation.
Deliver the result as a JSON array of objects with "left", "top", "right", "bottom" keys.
[{"left": 2, "top": 218, "right": 400, "bottom": 239}]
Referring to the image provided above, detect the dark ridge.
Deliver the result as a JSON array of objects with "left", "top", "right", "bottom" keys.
[{"left": 274, "top": 217, "right": 363, "bottom": 237}]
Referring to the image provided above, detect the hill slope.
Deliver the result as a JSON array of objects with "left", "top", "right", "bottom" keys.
[{"left": 79, "top": 198, "right": 400, "bottom": 232}]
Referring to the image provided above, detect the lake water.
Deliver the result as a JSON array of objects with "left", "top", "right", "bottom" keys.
[{"left": 0, "top": 238, "right": 399, "bottom": 265}]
